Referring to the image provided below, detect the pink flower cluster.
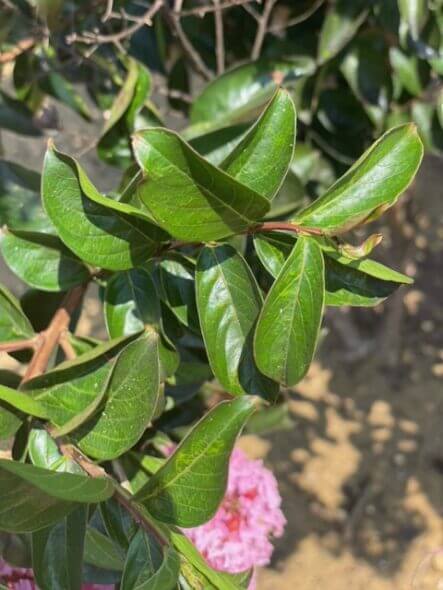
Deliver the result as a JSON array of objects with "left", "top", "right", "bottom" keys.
[
  {"left": 1, "top": 448, "right": 285, "bottom": 590},
  {"left": 184, "top": 448, "right": 286, "bottom": 589}
]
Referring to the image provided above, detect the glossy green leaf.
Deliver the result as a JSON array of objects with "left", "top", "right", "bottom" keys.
[
  {"left": 294, "top": 124, "right": 423, "bottom": 234},
  {"left": 159, "top": 255, "right": 200, "bottom": 333},
  {"left": 105, "top": 269, "right": 161, "bottom": 338},
  {"left": 0, "top": 460, "right": 113, "bottom": 532},
  {"left": 32, "top": 505, "right": 87, "bottom": 590},
  {"left": 254, "top": 232, "right": 407, "bottom": 306},
  {"left": 196, "top": 244, "right": 278, "bottom": 398},
  {"left": 0, "top": 160, "right": 48, "bottom": 230},
  {"left": 1, "top": 229, "right": 90, "bottom": 292},
  {"left": 133, "top": 128, "right": 270, "bottom": 241},
  {"left": 135, "top": 397, "right": 257, "bottom": 526},
  {"left": 121, "top": 530, "right": 180, "bottom": 590},
  {"left": 0, "top": 383, "right": 48, "bottom": 418},
  {"left": 0, "top": 284, "right": 34, "bottom": 343},
  {"left": 318, "top": 0, "right": 369, "bottom": 64},
  {"left": 390, "top": 48, "right": 426, "bottom": 96},
  {"left": 26, "top": 332, "right": 161, "bottom": 460},
  {"left": 42, "top": 145, "right": 166, "bottom": 271},
  {"left": 28, "top": 429, "right": 83, "bottom": 474},
  {"left": 0, "top": 404, "right": 21, "bottom": 440},
  {"left": 398, "top": 0, "right": 429, "bottom": 39},
  {"left": 190, "top": 59, "right": 315, "bottom": 130},
  {"left": 84, "top": 526, "right": 125, "bottom": 571},
  {"left": 220, "top": 89, "right": 296, "bottom": 200},
  {"left": 254, "top": 237, "right": 324, "bottom": 386}
]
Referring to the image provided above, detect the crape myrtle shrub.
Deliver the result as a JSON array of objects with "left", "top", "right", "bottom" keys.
[{"left": 0, "top": 0, "right": 440, "bottom": 588}]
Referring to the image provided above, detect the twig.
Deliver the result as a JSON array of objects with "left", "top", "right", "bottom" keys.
[
  {"left": 250, "top": 220, "right": 324, "bottom": 236},
  {"left": 157, "top": 86, "right": 193, "bottom": 103},
  {"left": 21, "top": 284, "right": 87, "bottom": 383},
  {"left": 162, "top": 5, "right": 213, "bottom": 81},
  {"left": 0, "top": 338, "right": 38, "bottom": 354},
  {"left": 101, "top": 0, "right": 114, "bottom": 22},
  {"left": 251, "top": 0, "right": 278, "bottom": 60},
  {"left": 176, "top": 0, "right": 259, "bottom": 18},
  {"left": 0, "top": 38, "right": 37, "bottom": 65},
  {"left": 213, "top": 0, "right": 225, "bottom": 75},
  {"left": 59, "top": 331, "right": 77, "bottom": 361},
  {"left": 268, "top": 0, "right": 324, "bottom": 33},
  {"left": 67, "top": 0, "right": 164, "bottom": 46}
]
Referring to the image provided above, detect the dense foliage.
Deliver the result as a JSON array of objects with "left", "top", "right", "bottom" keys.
[{"left": 0, "top": 0, "right": 440, "bottom": 588}]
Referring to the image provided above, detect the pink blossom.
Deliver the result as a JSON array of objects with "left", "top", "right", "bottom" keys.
[
  {"left": 0, "top": 561, "right": 112, "bottom": 590},
  {"left": 184, "top": 448, "right": 286, "bottom": 589}
]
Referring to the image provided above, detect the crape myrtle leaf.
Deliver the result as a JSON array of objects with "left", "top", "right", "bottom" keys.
[
  {"left": 23, "top": 337, "right": 135, "bottom": 431},
  {"left": 254, "top": 237, "right": 324, "bottom": 386},
  {"left": 190, "top": 58, "right": 315, "bottom": 129},
  {"left": 104, "top": 268, "right": 161, "bottom": 338},
  {"left": 294, "top": 124, "right": 424, "bottom": 235},
  {"left": 340, "top": 32, "right": 392, "bottom": 127},
  {"left": 98, "top": 58, "right": 152, "bottom": 167},
  {"left": 171, "top": 531, "right": 243, "bottom": 590},
  {"left": 0, "top": 284, "right": 34, "bottom": 343},
  {"left": 84, "top": 526, "right": 125, "bottom": 571},
  {"left": 0, "top": 404, "right": 21, "bottom": 440},
  {"left": 100, "top": 497, "right": 137, "bottom": 551},
  {"left": 42, "top": 70, "right": 92, "bottom": 121},
  {"left": 219, "top": 89, "right": 297, "bottom": 200},
  {"left": 0, "top": 383, "right": 48, "bottom": 418},
  {"left": 42, "top": 145, "right": 166, "bottom": 271},
  {"left": 398, "top": 0, "right": 429, "bottom": 39},
  {"left": 390, "top": 47, "right": 427, "bottom": 96},
  {"left": 196, "top": 244, "right": 278, "bottom": 399},
  {"left": 32, "top": 505, "right": 87, "bottom": 590},
  {"left": 1, "top": 229, "right": 90, "bottom": 292},
  {"left": 0, "top": 90, "right": 42, "bottom": 136},
  {"left": 0, "top": 160, "right": 49, "bottom": 230},
  {"left": 189, "top": 123, "right": 249, "bottom": 166},
  {"left": 133, "top": 128, "right": 270, "bottom": 241},
  {"left": 0, "top": 459, "right": 114, "bottom": 502},
  {"left": 337, "top": 233, "right": 383, "bottom": 259},
  {"left": 159, "top": 255, "right": 200, "bottom": 333},
  {"left": 121, "top": 529, "right": 180, "bottom": 590},
  {"left": 317, "top": 0, "right": 369, "bottom": 64},
  {"left": 135, "top": 397, "right": 257, "bottom": 527},
  {"left": 28, "top": 428, "right": 84, "bottom": 474},
  {"left": 254, "top": 232, "right": 408, "bottom": 307},
  {"left": 0, "top": 460, "right": 113, "bottom": 532}
]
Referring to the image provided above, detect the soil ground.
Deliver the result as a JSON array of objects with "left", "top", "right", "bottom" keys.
[{"left": 1, "top": 97, "right": 442, "bottom": 590}]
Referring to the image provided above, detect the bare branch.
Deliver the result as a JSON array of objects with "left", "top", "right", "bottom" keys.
[
  {"left": 162, "top": 5, "right": 213, "bottom": 81},
  {"left": 177, "top": 0, "right": 260, "bottom": 18},
  {"left": 59, "top": 331, "right": 77, "bottom": 361},
  {"left": 101, "top": 0, "right": 114, "bottom": 22},
  {"left": 67, "top": 0, "right": 164, "bottom": 46},
  {"left": 0, "top": 338, "right": 38, "bottom": 354},
  {"left": 268, "top": 0, "right": 324, "bottom": 33},
  {"left": 0, "top": 38, "right": 38, "bottom": 65},
  {"left": 213, "top": 0, "right": 225, "bottom": 75},
  {"left": 251, "top": 0, "right": 278, "bottom": 60}
]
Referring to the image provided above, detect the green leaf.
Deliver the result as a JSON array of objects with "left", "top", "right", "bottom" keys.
[
  {"left": 390, "top": 48, "right": 426, "bottom": 96},
  {"left": 254, "top": 232, "right": 407, "bottom": 306},
  {"left": 100, "top": 498, "right": 136, "bottom": 551},
  {"left": 1, "top": 229, "right": 90, "bottom": 292},
  {"left": 105, "top": 269, "right": 161, "bottom": 338},
  {"left": 196, "top": 244, "right": 278, "bottom": 398},
  {"left": 294, "top": 124, "right": 424, "bottom": 235},
  {"left": 0, "top": 383, "right": 48, "bottom": 418},
  {"left": 159, "top": 255, "right": 200, "bottom": 333},
  {"left": 26, "top": 332, "right": 162, "bottom": 460},
  {"left": 44, "top": 71, "right": 92, "bottom": 121},
  {"left": 135, "top": 397, "right": 257, "bottom": 527},
  {"left": 318, "top": 0, "right": 369, "bottom": 64},
  {"left": 254, "top": 237, "right": 325, "bottom": 386},
  {"left": 0, "top": 460, "right": 113, "bottom": 532},
  {"left": 84, "top": 525, "right": 125, "bottom": 571},
  {"left": 220, "top": 89, "right": 296, "bottom": 200},
  {"left": 42, "top": 145, "right": 166, "bottom": 271},
  {"left": 398, "top": 0, "right": 429, "bottom": 39},
  {"left": 189, "top": 59, "right": 315, "bottom": 129},
  {"left": 32, "top": 505, "right": 87, "bottom": 590},
  {"left": 121, "top": 530, "right": 180, "bottom": 590},
  {"left": 133, "top": 128, "right": 270, "bottom": 241},
  {"left": 98, "top": 59, "right": 152, "bottom": 167},
  {"left": 0, "top": 160, "right": 48, "bottom": 230},
  {"left": 0, "top": 404, "right": 21, "bottom": 440},
  {"left": 28, "top": 428, "right": 84, "bottom": 473},
  {"left": 0, "top": 284, "right": 34, "bottom": 343}
]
